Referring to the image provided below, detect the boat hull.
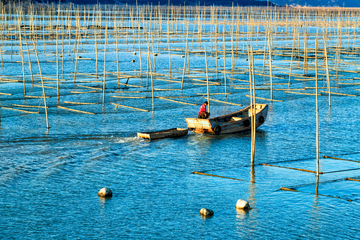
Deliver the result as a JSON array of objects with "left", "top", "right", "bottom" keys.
[
  {"left": 137, "top": 128, "right": 188, "bottom": 140},
  {"left": 185, "top": 104, "right": 268, "bottom": 135}
]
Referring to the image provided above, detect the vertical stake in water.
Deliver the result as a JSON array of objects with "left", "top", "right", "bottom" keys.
[
  {"left": 95, "top": 24, "right": 98, "bottom": 78},
  {"left": 17, "top": 11, "right": 26, "bottom": 96},
  {"left": 146, "top": 32, "right": 151, "bottom": 91},
  {"left": 103, "top": 25, "right": 108, "bottom": 106},
  {"left": 262, "top": 25, "right": 268, "bottom": 75},
  {"left": 56, "top": 0, "right": 60, "bottom": 101},
  {"left": 205, "top": 46, "right": 210, "bottom": 114},
  {"left": 288, "top": 27, "right": 296, "bottom": 87},
  {"left": 223, "top": 25, "right": 227, "bottom": 98},
  {"left": 150, "top": 55, "right": 155, "bottom": 112},
  {"left": 248, "top": 47, "right": 256, "bottom": 165},
  {"left": 138, "top": 11, "right": 142, "bottom": 77},
  {"left": 115, "top": 18, "right": 119, "bottom": 85},
  {"left": 167, "top": 1, "right": 171, "bottom": 78},
  {"left": 0, "top": 7, "right": 3, "bottom": 69},
  {"left": 180, "top": 24, "right": 189, "bottom": 94},
  {"left": 315, "top": 31, "right": 320, "bottom": 176},
  {"left": 268, "top": 31, "right": 273, "bottom": 101}
]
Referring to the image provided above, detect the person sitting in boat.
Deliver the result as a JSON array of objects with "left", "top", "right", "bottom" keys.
[{"left": 198, "top": 101, "right": 210, "bottom": 119}]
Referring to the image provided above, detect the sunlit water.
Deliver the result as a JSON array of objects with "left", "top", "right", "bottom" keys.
[
  {"left": 1, "top": 11, "right": 360, "bottom": 239},
  {"left": 1, "top": 87, "right": 360, "bottom": 239}
]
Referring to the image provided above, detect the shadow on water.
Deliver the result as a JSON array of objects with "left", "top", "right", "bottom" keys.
[
  {"left": 235, "top": 165, "right": 256, "bottom": 234},
  {"left": 188, "top": 129, "right": 267, "bottom": 141},
  {"left": 200, "top": 215, "right": 214, "bottom": 220}
]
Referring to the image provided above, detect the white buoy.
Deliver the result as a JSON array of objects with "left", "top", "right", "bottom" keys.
[
  {"left": 131, "top": 60, "right": 135, "bottom": 62},
  {"left": 200, "top": 208, "right": 214, "bottom": 217},
  {"left": 235, "top": 199, "right": 250, "bottom": 209},
  {"left": 133, "top": 52, "right": 137, "bottom": 55},
  {"left": 98, "top": 188, "right": 113, "bottom": 198}
]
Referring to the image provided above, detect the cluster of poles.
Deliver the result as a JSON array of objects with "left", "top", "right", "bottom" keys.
[{"left": 1, "top": 2, "right": 360, "bottom": 169}]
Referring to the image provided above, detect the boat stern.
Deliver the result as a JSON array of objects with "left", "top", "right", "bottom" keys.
[{"left": 185, "top": 118, "right": 213, "bottom": 134}]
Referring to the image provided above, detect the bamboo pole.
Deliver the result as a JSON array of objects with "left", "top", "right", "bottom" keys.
[
  {"left": 245, "top": 95, "right": 283, "bottom": 102},
  {"left": 138, "top": 15, "right": 142, "bottom": 77},
  {"left": 223, "top": 24, "right": 227, "bottom": 97},
  {"left": 262, "top": 163, "right": 323, "bottom": 174},
  {"left": 205, "top": 46, "right": 210, "bottom": 114},
  {"left": 158, "top": 97, "right": 197, "bottom": 106},
  {"left": 58, "top": 105, "right": 96, "bottom": 115},
  {"left": 103, "top": 25, "right": 108, "bottom": 106},
  {"left": 25, "top": 38, "right": 34, "bottom": 84},
  {"left": 204, "top": 98, "right": 243, "bottom": 107},
  {"left": 268, "top": 31, "right": 273, "bottom": 101},
  {"left": 95, "top": 25, "right": 98, "bottom": 78},
  {"left": 111, "top": 102, "right": 149, "bottom": 112},
  {"left": 12, "top": 104, "right": 48, "bottom": 108},
  {"left": 63, "top": 101, "right": 99, "bottom": 105},
  {"left": 56, "top": 1, "right": 60, "bottom": 101},
  {"left": 192, "top": 171, "right": 244, "bottom": 181},
  {"left": 17, "top": 12, "right": 26, "bottom": 96},
  {"left": 320, "top": 91, "right": 358, "bottom": 97},
  {"left": 1, "top": 106, "right": 39, "bottom": 114},
  {"left": 115, "top": 19, "right": 120, "bottom": 85},
  {"left": 288, "top": 27, "right": 296, "bottom": 87},
  {"left": 251, "top": 46, "right": 256, "bottom": 166},
  {"left": 0, "top": 7, "right": 3, "bottom": 69},
  {"left": 180, "top": 24, "right": 189, "bottom": 93},
  {"left": 33, "top": 40, "right": 50, "bottom": 129},
  {"left": 323, "top": 31, "right": 331, "bottom": 108},
  {"left": 111, "top": 96, "right": 146, "bottom": 99},
  {"left": 315, "top": 33, "right": 320, "bottom": 176}
]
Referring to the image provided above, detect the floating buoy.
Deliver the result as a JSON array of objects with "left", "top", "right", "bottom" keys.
[
  {"left": 153, "top": 53, "right": 158, "bottom": 56},
  {"left": 245, "top": 59, "right": 248, "bottom": 61},
  {"left": 180, "top": 55, "right": 185, "bottom": 58},
  {"left": 131, "top": 60, "right": 135, "bottom": 62},
  {"left": 215, "top": 56, "right": 220, "bottom": 59},
  {"left": 98, "top": 188, "right": 113, "bottom": 198},
  {"left": 133, "top": 52, "right": 136, "bottom": 55},
  {"left": 235, "top": 199, "right": 250, "bottom": 209},
  {"left": 200, "top": 208, "right": 214, "bottom": 217}
]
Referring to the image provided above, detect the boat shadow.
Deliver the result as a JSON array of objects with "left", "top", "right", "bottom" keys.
[{"left": 188, "top": 129, "right": 267, "bottom": 141}]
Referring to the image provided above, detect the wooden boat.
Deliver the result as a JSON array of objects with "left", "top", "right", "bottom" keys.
[
  {"left": 137, "top": 128, "right": 188, "bottom": 140},
  {"left": 185, "top": 104, "right": 268, "bottom": 135}
]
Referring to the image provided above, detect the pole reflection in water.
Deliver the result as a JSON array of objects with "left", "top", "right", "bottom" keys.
[
  {"left": 251, "top": 165, "right": 255, "bottom": 184},
  {"left": 248, "top": 165, "right": 256, "bottom": 209},
  {"left": 310, "top": 175, "right": 321, "bottom": 236},
  {"left": 315, "top": 175, "right": 319, "bottom": 196},
  {"left": 236, "top": 165, "right": 256, "bottom": 236}
]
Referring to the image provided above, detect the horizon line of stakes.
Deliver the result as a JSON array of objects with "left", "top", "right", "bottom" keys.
[{"left": 0, "top": 2, "right": 359, "bottom": 136}]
